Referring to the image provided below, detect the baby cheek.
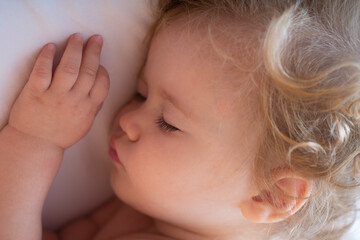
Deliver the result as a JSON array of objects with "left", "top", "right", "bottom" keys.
[{"left": 127, "top": 137, "right": 201, "bottom": 194}]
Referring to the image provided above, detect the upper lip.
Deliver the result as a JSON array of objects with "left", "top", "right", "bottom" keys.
[
  {"left": 110, "top": 136, "right": 118, "bottom": 150},
  {"left": 109, "top": 136, "right": 126, "bottom": 169}
]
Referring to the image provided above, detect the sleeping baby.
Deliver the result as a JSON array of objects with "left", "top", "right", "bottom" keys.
[{"left": 1, "top": 0, "right": 360, "bottom": 240}]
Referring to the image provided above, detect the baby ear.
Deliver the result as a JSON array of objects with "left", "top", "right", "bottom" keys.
[{"left": 239, "top": 168, "right": 312, "bottom": 223}]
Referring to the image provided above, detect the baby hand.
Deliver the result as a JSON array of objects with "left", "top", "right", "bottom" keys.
[{"left": 8, "top": 33, "right": 110, "bottom": 149}]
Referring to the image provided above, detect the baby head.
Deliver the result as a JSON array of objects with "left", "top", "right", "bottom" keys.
[{"left": 109, "top": 0, "right": 360, "bottom": 239}]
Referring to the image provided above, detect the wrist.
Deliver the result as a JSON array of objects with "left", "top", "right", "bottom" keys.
[
  {"left": 4, "top": 124, "right": 65, "bottom": 152},
  {"left": 0, "top": 124, "right": 64, "bottom": 240}
]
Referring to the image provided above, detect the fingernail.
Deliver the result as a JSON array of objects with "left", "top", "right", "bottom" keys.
[
  {"left": 72, "top": 33, "right": 82, "bottom": 42},
  {"left": 94, "top": 35, "right": 103, "bottom": 45},
  {"left": 46, "top": 43, "right": 55, "bottom": 52}
]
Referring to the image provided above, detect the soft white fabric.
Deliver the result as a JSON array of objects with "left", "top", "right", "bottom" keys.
[
  {"left": 0, "top": 0, "right": 154, "bottom": 230},
  {"left": 342, "top": 200, "right": 360, "bottom": 240}
]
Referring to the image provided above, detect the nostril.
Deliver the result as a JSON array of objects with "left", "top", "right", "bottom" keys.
[{"left": 112, "top": 128, "right": 126, "bottom": 137}]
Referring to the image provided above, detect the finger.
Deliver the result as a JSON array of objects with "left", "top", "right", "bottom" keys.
[
  {"left": 72, "top": 35, "right": 103, "bottom": 95},
  {"left": 51, "top": 33, "right": 83, "bottom": 93},
  {"left": 28, "top": 43, "right": 56, "bottom": 92},
  {"left": 89, "top": 65, "right": 110, "bottom": 103}
]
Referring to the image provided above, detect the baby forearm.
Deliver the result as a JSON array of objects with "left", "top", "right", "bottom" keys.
[{"left": 0, "top": 124, "right": 64, "bottom": 240}]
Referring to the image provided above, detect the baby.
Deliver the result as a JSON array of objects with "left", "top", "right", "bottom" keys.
[{"left": 1, "top": 0, "right": 360, "bottom": 240}]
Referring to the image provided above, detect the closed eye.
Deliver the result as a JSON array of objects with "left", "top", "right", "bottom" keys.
[
  {"left": 135, "top": 92, "right": 179, "bottom": 133},
  {"left": 155, "top": 116, "right": 179, "bottom": 133}
]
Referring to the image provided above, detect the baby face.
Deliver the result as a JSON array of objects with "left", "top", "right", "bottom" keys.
[{"left": 109, "top": 21, "right": 264, "bottom": 230}]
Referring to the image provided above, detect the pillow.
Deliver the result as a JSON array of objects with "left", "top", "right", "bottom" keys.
[
  {"left": 342, "top": 200, "right": 360, "bottom": 240},
  {"left": 0, "top": 0, "right": 154, "bottom": 230}
]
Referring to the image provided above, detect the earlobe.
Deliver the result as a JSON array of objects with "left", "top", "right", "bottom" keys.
[{"left": 239, "top": 168, "right": 312, "bottom": 223}]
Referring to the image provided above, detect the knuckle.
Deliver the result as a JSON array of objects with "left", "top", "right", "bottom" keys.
[
  {"left": 82, "top": 65, "right": 98, "bottom": 77},
  {"left": 31, "top": 93, "right": 46, "bottom": 104},
  {"left": 61, "top": 63, "right": 79, "bottom": 75},
  {"left": 33, "top": 66, "right": 50, "bottom": 78},
  {"left": 54, "top": 97, "right": 68, "bottom": 107}
]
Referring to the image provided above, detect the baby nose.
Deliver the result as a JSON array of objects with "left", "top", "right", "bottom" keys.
[
  {"left": 119, "top": 112, "right": 141, "bottom": 141},
  {"left": 118, "top": 100, "right": 142, "bottom": 142}
]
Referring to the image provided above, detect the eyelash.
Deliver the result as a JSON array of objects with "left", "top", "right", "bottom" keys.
[
  {"left": 155, "top": 116, "right": 179, "bottom": 133},
  {"left": 135, "top": 92, "right": 179, "bottom": 133}
]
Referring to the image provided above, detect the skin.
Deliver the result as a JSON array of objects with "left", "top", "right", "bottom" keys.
[
  {"left": 0, "top": 33, "right": 109, "bottom": 240},
  {"left": 108, "top": 21, "right": 268, "bottom": 240}
]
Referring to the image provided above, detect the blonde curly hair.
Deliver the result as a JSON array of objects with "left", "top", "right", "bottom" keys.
[{"left": 142, "top": 1, "right": 360, "bottom": 239}]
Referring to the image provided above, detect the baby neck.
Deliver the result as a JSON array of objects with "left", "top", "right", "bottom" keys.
[{"left": 150, "top": 218, "right": 271, "bottom": 240}]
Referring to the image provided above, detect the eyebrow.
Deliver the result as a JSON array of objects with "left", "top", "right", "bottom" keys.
[{"left": 138, "top": 72, "right": 192, "bottom": 119}]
